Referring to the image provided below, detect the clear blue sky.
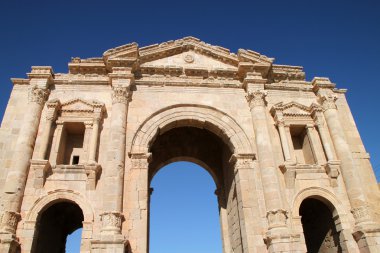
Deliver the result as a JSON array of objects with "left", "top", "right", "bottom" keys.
[{"left": 0, "top": 1, "right": 379, "bottom": 252}]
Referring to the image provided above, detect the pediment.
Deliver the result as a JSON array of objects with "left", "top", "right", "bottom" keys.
[
  {"left": 140, "top": 50, "right": 237, "bottom": 71},
  {"left": 271, "top": 101, "right": 312, "bottom": 117},
  {"left": 61, "top": 98, "right": 103, "bottom": 113}
]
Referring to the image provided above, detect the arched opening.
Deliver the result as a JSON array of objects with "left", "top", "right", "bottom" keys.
[
  {"left": 150, "top": 161, "right": 222, "bottom": 253},
  {"left": 148, "top": 126, "right": 238, "bottom": 253},
  {"left": 300, "top": 198, "right": 342, "bottom": 253},
  {"left": 33, "top": 201, "right": 84, "bottom": 253}
]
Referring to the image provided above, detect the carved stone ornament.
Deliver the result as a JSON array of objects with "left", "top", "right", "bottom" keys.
[
  {"left": 266, "top": 209, "right": 288, "bottom": 229},
  {"left": 183, "top": 53, "right": 195, "bottom": 63},
  {"left": 130, "top": 153, "right": 152, "bottom": 169},
  {"left": 28, "top": 86, "right": 50, "bottom": 105},
  {"left": 112, "top": 86, "right": 131, "bottom": 104},
  {"left": 246, "top": 90, "right": 267, "bottom": 109},
  {"left": 100, "top": 212, "right": 124, "bottom": 232},
  {"left": 351, "top": 205, "right": 372, "bottom": 224},
  {"left": 229, "top": 153, "right": 255, "bottom": 172},
  {"left": 319, "top": 94, "right": 338, "bottom": 111},
  {"left": 0, "top": 211, "right": 21, "bottom": 234}
]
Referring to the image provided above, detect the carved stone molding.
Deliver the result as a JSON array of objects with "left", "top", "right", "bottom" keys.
[
  {"left": 129, "top": 153, "right": 152, "bottom": 169},
  {"left": 112, "top": 86, "right": 131, "bottom": 104},
  {"left": 45, "top": 99, "right": 61, "bottom": 121},
  {"left": 28, "top": 86, "right": 50, "bottom": 105},
  {"left": 0, "top": 211, "right": 21, "bottom": 234},
  {"left": 319, "top": 94, "right": 338, "bottom": 111},
  {"left": 266, "top": 209, "right": 288, "bottom": 229},
  {"left": 245, "top": 90, "right": 267, "bottom": 109},
  {"left": 229, "top": 153, "right": 255, "bottom": 172},
  {"left": 325, "top": 160, "right": 340, "bottom": 187},
  {"left": 100, "top": 212, "right": 124, "bottom": 233},
  {"left": 351, "top": 205, "right": 372, "bottom": 224}
]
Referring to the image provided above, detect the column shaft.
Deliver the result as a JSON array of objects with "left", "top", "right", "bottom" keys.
[
  {"left": 88, "top": 119, "right": 99, "bottom": 163},
  {"left": 277, "top": 122, "right": 291, "bottom": 162},
  {"left": 3, "top": 89, "right": 49, "bottom": 211}
]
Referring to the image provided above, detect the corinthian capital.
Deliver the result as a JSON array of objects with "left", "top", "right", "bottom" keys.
[
  {"left": 319, "top": 94, "right": 338, "bottom": 111},
  {"left": 28, "top": 86, "right": 50, "bottom": 105},
  {"left": 266, "top": 209, "right": 288, "bottom": 229},
  {"left": 112, "top": 86, "right": 131, "bottom": 104},
  {"left": 100, "top": 212, "right": 124, "bottom": 234},
  {"left": 246, "top": 90, "right": 267, "bottom": 109}
]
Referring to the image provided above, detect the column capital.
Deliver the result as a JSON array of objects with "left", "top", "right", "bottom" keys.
[
  {"left": 246, "top": 90, "right": 267, "bottom": 109},
  {"left": 266, "top": 209, "right": 288, "bottom": 229},
  {"left": 112, "top": 86, "right": 131, "bottom": 104},
  {"left": 28, "top": 85, "right": 50, "bottom": 105},
  {"left": 100, "top": 211, "right": 124, "bottom": 234},
  {"left": 45, "top": 99, "right": 61, "bottom": 121},
  {"left": 351, "top": 205, "right": 373, "bottom": 225},
  {"left": 319, "top": 93, "right": 338, "bottom": 111}
]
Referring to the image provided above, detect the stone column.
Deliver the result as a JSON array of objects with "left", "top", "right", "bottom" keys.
[
  {"left": 128, "top": 153, "right": 151, "bottom": 253},
  {"left": 244, "top": 86, "right": 291, "bottom": 251},
  {"left": 88, "top": 116, "right": 101, "bottom": 164},
  {"left": 0, "top": 67, "right": 53, "bottom": 251},
  {"left": 229, "top": 153, "right": 262, "bottom": 253},
  {"left": 313, "top": 78, "right": 380, "bottom": 251},
  {"left": 93, "top": 68, "right": 133, "bottom": 251}
]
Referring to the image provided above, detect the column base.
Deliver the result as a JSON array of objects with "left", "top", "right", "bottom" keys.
[
  {"left": 0, "top": 232, "right": 20, "bottom": 253},
  {"left": 264, "top": 228, "right": 299, "bottom": 253},
  {"left": 91, "top": 238, "right": 128, "bottom": 253}
]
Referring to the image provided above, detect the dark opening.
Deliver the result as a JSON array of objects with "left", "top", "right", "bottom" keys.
[
  {"left": 33, "top": 202, "right": 84, "bottom": 253},
  {"left": 290, "top": 126, "right": 315, "bottom": 164},
  {"left": 72, "top": 155, "right": 80, "bottom": 165},
  {"left": 300, "top": 198, "right": 342, "bottom": 253}
]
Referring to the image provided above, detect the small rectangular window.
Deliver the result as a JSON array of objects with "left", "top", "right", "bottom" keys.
[{"left": 72, "top": 156, "right": 80, "bottom": 165}]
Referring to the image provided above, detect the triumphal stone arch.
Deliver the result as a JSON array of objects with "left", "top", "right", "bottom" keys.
[{"left": 0, "top": 37, "right": 379, "bottom": 253}]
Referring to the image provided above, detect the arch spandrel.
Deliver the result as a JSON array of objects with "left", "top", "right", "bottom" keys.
[{"left": 130, "top": 104, "right": 255, "bottom": 155}]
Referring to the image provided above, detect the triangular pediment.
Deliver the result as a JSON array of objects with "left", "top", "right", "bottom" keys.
[
  {"left": 271, "top": 101, "right": 312, "bottom": 117},
  {"left": 61, "top": 98, "right": 103, "bottom": 113},
  {"left": 140, "top": 50, "right": 237, "bottom": 71}
]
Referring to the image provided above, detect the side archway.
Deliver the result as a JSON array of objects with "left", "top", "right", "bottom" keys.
[
  {"left": 130, "top": 104, "right": 254, "bottom": 155},
  {"left": 292, "top": 187, "right": 356, "bottom": 253},
  {"left": 22, "top": 190, "right": 94, "bottom": 253}
]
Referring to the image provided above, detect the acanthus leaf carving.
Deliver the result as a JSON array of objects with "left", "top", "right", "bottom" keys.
[
  {"left": 112, "top": 86, "right": 131, "bottom": 104},
  {"left": 28, "top": 86, "right": 50, "bottom": 105},
  {"left": 246, "top": 90, "right": 267, "bottom": 109}
]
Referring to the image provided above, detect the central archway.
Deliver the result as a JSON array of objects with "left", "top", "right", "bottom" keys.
[
  {"left": 150, "top": 161, "right": 222, "bottom": 253},
  {"left": 128, "top": 105, "right": 257, "bottom": 253}
]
